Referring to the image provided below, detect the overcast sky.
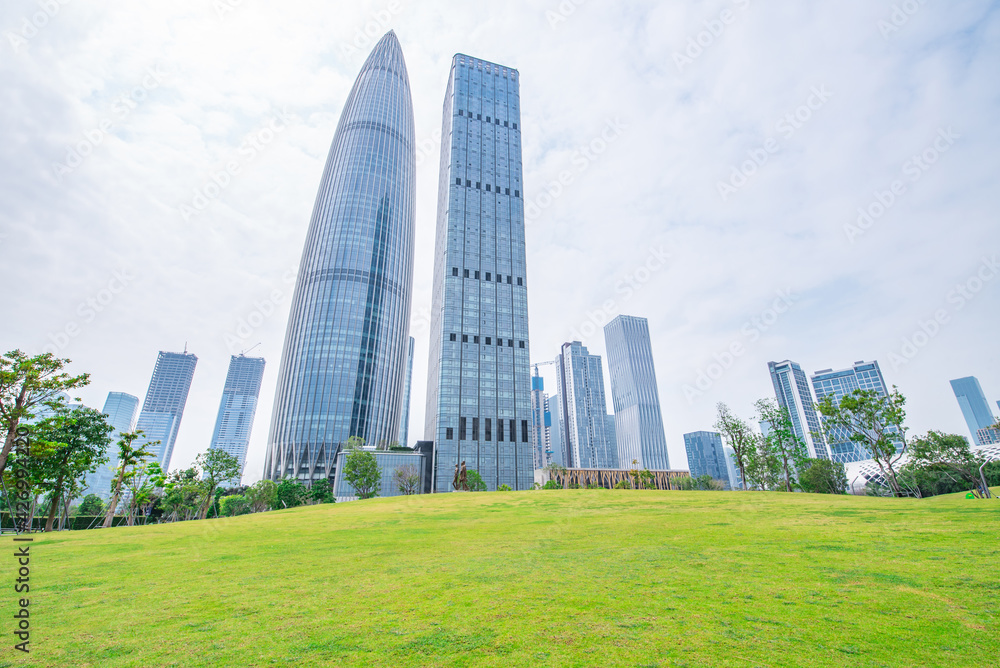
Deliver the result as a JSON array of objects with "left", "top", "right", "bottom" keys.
[{"left": 2, "top": 0, "right": 998, "bottom": 481}]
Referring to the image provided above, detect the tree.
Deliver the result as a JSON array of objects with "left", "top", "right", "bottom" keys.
[
  {"left": 245, "top": 479, "right": 277, "bottom": 513},
  {"left": 77, "top": 493, "right": 104, "bottom": 516},
  {"left": 124, "top": 461, "right": 165, "bottom": 525},
  {"left": 464, "top": 469, "right": 488, "bottom": 492},
  {"left": 343, "top": 449, "right": 381, "bottom": 499},
  {"left": 344, "top": 435, "right": 366, "bottom": 451},
  {"left": 219, "top": 494, "right": 249, "bottom": 517},
  {"left": 714, "top": 403, "right": 755, "bottom": 490},
  {"left": 755, "top": 398, "right": 810, "bottom": 492},
  {"left": 816, "top": 387, "right": 909, "bottom": 497},
  {"left": 161, "top": 468, "right": 204, "bottom": 521},
  {"left": 677, "top": 474, "right": 724, "bottom": 491},
  {"left": 0, "top": 350, "right": 90, "bottom": 478},
  {"left": 194, "top": 450, "right": 242, "bottom": 520},
  {"left": 392, "top": 464, "right": 421, "bottom": 495},
  {"left": 309, "top": 479, "right": 335, "bottom": 504},
  {"left": 908, "top": 431, "right": 991, "bottom": 498},
  {"left": 742, "top": 433, "right": 779, "bottom": 491},
  {"left": 798, "top": 459, "right": 848, "bottom": 494},
  {"left": 275, "top": 477, "right": 309, "bottom": 508},
  {"left": 103, "top": 431, "right": 157, "bottom": 528},
  {"left": 30, "top": 405, "right": 114, "bottom": 531}
]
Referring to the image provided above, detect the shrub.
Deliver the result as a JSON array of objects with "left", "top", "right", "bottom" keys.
[{"left": 498, "top": 484, "right": 512, "bottom": 491}]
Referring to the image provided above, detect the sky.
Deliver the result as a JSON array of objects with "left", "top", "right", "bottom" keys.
[{"left": 1, "top": 0, "right": 998, "bottom": 482}]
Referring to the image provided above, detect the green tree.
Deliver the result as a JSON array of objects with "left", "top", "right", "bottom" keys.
[
  {"left": 714, "top": 403, "right": 755, "bottom": 490},
  {"left": 275, "top": 477, "right": 309, "bottom": 508},
  {"left": 742, "top": 432, "right": 779, "bottom": 490},
  {"left": 343, "top": 449, "right": 381, "bottom": 499},
  {"left": 245, "top": 479, "right": 278, "bottom": 512},
  {"left": 309, "top": 479, "right": 335, "bottom": 504},
  {"left": 816, "top": 387, "right": 909, "bottom": 497},
  {"left": 798, "top": 459, "right": 848, "bottom": 494},
  {"left": 194, "top": 449, "right": 242, "bottom": 520},
  {"left": 31, "top": 404, "right": 114, "bottom": 531},
  {"left": 344, "top": 435, "right": 366, "bottom": 451},
  {"left": 124, "top": 461, "right": 166, "bottom": 525},
  {"left": 161, "top": 468, "right": 203, "bottom": 521},
  {"left": 103, "top": 431, "right": 157, "bottom": 528},
  {"left": 219, "top": 494, "right": 249, "bottom": 517},
  {"left": 755, "top": 398, "right": 810, "bottom": 492},
  {"left": 908, "top": 431, "right": 991, "bottom": 498},
  {"left": 392, "top": 464, "right": 421, "bottom": 495},
  {"left": 0, "top": 350, "right": 90, "bottom": 477},
  {"left": 76, "top": 493, "right": 104, "bottom": 516},
  {"left": 464, "top": 469, "right": 487, "bottom": 492}
]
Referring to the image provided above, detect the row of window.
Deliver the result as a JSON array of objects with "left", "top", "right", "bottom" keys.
[
  {"left": 457, "top": 109, "right": 518, "bottom": 130},
  {"left": 452, "top": 267, "right": 524, "bottom": 285},
  {"left": 455, "top": 178, "right": 520, "bottom": 197},
  {"left": 445, "top": 417, "right": 529, "bottom": 442},
  {"left": 448, "top": 333, "right": 526, "bottom": 349}
]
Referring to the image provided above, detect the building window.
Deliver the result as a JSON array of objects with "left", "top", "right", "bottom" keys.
[
  {"left": 496, "top": 274, "right": 503, "bottom": 283},
  {"left": 485, "top": 272, "right": 491, "bottom": 281},
  {"left": 459, "top": 417, "right": 466, "bottom": 440},
  {"left": 505, "top": 188, "right": 510, "bottom": 195},
  {"left": 485, "top": 337, "right": 491, "bottom": 345},
  {"left": 513, "top": 123, "right": 518, "bottom": 129},
  {"left": 466, "top": 180, "right": 471, "bottom": 187},
  {"left": 497, "top": 338, "right": 503, "bottom": 347},
  {"left": 508, "top": 339, "right": 513, "bottom": 347},
  {"left": 504, "top": 120, "right": 509, "bottom": 127},
  {"left": 517, "top": 277, "right": 523, "bottom": 286},
  {"left": 486, "top": 184, "right": 491, "bottom": 192},
  {"left": 449, "top": 333, "right": 456, "bottom": 341},
  {"left": 464, "top": 269, "right": 470, "bottom": 278},
  {"left": 485, "top": 418, "right": 492, "bottom": 441},
  {"left": 507, "top": 275, "right": 512, "bottom": 284},
  {"left": 498, "top": 419, "right": 504, "bottom": 441},
  {"left": 486, "top": 116, "right": 491, "bottom": 123},
  {"left": 473, "top": 336, "right": 479, "bottom": 344},
  {"left": 446, "top": 427, "right": 454, "bottom": 439},
  {"left": 456, "top": 177, "right": 462, "bottom": 185},
  {"left": 472, "top": 417, "right": 479, "bottom": 440},
  {"left": 474, "top": 270, "right": 480, "bottom": 279},
  {"left": 458, "top": 110, "right": 464, "bottom": 116},
  {"left": 521, "top": 420, "right": 529, "bottom": 443},
  {"left": 477, "top": 114, "right": 481, "bottom": 120},
  {"left": 452, "top": 267, "right": 458, "bottom": 276},
  {"left": 514, "top": 190, "right": 520, "bottom": 197},
  {"left": 476, "top": 182, "right": 481, "bottom": 189},
  {"left": 510, "top": 420, "right": 517, "bottom": 443},
  {"left": 495, "top": 118, "right": 500, "bottom": 125},
  {"left": 519, "top": 341, "right": 525, "bottom": 348}
]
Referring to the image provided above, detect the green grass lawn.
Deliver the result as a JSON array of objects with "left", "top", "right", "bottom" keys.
[{"left": 7, "top": 489, "right": 999, "bottom": 667}]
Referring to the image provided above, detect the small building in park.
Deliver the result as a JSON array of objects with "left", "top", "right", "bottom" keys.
[{"left": 332, "top": 441, "right": 433, "bottom": 502}]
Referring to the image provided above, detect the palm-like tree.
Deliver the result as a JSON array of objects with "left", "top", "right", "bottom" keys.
[{"left": 102, "top": 431, "right": 158, "bottom": 528}]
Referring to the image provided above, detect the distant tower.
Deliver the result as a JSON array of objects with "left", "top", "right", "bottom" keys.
[
  {"left": 950, "top": 376, "right": 997, "bottom": 446},
  {"left": 424, "top": 54, "right": 532, "bottom": 491},
  {"left": 529, "top": 370, "right": 552, "bottom": 469},
  {"left": 265, "top": 32, "right": 415, "bottom": 482},
  {"left": 399, "top": 336, "right": 415, "bottom": 447},
  {"left": 768, "top": 360, "right": 828, "bottom": 459},
  {"left": 604, "top": 315, "right": 669, "bottom": 469},
  {"left": 209, "top": 355, "right": 266, "bottom": 485},
  {"left": 556, "top": 342, "right": 615, "bottom": 468},
  {"left": 83, "top": 392, "right": 139, "bottom": 499},
  {"left": 811, "top": 360, "right": 892, "bottom": 463},
  {"left": 135, "top": 351, "right": 198, "bottom": 470},
  {"left": 547, "top": 394, "right": 565, "bottom": 466},
  {"left": 683, "top": 431, "right": 730, "bottom": 488}
]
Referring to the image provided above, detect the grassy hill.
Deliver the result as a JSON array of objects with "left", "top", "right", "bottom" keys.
[{"left": 8, "top": 489, "right": 999, "bottom": 667}]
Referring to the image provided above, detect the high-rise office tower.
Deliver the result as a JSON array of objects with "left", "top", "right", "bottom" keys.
[
  {"left": 683, "top": 431, "right": 729, "bottom": 487},
  {"left": 605, "top": 414, "right": 617, "bottom": 464},
  {"left": 723, "top": 445, "right": 742, "bottom": 490},
  {"left": 424, "top": 54, "right": 532, "bottom": 491},
  {"left": 811, "top": 360, "right": 891, "bottom": 463},
  {"left": 265, "top": 32, "right": 415, "bottom": 482},
  {"left": 556, "top": 342, "right": 616, "bottom": 469},
  {"left": 950, "top": 376, "right": 997, "bottom": 446},
  {"left": 530, "top": 372, "right": 551, "bottom": 470},
  {"left": 83, "top": 392, "right": 139, "bottom": 499},
  {"left": 135, "top": 350, "right": 198, "bottom": 470},
  {"left": 209, "top": 355, "right": 266, "bottom": 485},
  {"left": 604, "top": 315, "right": 670, "bottom": 470},
  {"left": 547, "top": 394, "right": 565, "bottom": 466},
  {"left": 399, "top": 336, "right": 415, "bottom": 447},
  {"left": 768, "top": 360, "right": 828, "bottom": 459}
]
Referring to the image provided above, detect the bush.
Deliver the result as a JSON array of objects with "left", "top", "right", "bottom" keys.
[
  {"left": 676, "top": 474, "right": 724, "bottom": 491},
  {"left": 219, "top": 495, "right": 249, "bottom": 517},
  {"left": 275, "top": 477, "right": 310, "bottom": 508},
  {"left": 497, "top": 484, "right": 512, "bottom": 491},
  {"left": 798, "top": 459, "right": 848, "bottom": 494},
  {"left": 76, "top": 494, "right": 104, "bottom": 516},
  {"left": 543, "top": 480, "right": 562, "bottom": 490},
  {"left": 465, "top": 469, "right": 487, "bottom": 492}
]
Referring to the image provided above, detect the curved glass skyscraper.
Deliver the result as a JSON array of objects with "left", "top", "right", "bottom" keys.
[{"left": 265, "top": 31, "right": 415, "bottom": 482}]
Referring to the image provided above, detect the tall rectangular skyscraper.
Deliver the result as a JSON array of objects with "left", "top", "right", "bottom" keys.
[
  {"left": 424, "top": 54, "right": 532, "bottom": 491},
  {"left": 556, "top": 342, "right": 616, "bottom": 469},
  {"left": 811, "top": 360, "right": 891, "bottom": 463},
  {"left": 209, "top": 354, "right": 266, "bottom": 484},
  {"left": 83, "top": 392, "right": 139, "bottom": 499},
  {"left": 604, "top": 315, "right": 670, "bottom": 470},
  {"left": 683, "top": 431, "right": 729, "bottom": 487},
  {"left": 547, "top": 394, "right": 566, "bottom": 467},
  {"left": 135, "top": 350, "right": 197, "bottom": 470},
  {"left": 768, "top": 360, "right": 828, "bottom": 459},
  {"left": 529, "top": 372, "right": 551, "bottom": 470},
  {"left": 399, "top": 336, "right": 415, "bottom": 447},
  {"left": 950, "top": 376, "right": 997, "bottom": 446}
]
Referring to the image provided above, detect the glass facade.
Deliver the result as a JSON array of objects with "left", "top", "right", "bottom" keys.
[
  {"left": 332, "top": 449, "right": 428, "bottom": 501},
  {"left": 547, "top": 394, "right": 566, "bottom": 466},
  {"left": 683, "top": 431, "right": 730, "bottom": 488},
  {"left": 265, "top": 32, "right": 415, "bottom": 482},
  {"left": 811, "top": 360, "right": 892, "bottom": 463},
  {"left": 950, "top": 376, "right": 996, "bottom": 446},
  {"left": 424, "top": 54, "right": 532, "bottom": 491},
  {"left": 767, "top": 360, "right": 828, "bottom": 459},
  {"left": 556, "top": 342, "right": 616, "bottom": 469},
  {"left": 83, "top": 391, "right": 139, "bottom": 499},
  {"left": 529, "top": 373, "right": 551, "bottom": 470},
  {"left": 135, "top": 351, "right": 198, "bottom": 470},
  {"left": 604, "top": 315, "right": 670, "bottom": 470},
  {"left": 209, "top": 355, "right": 266, "bottom": 485},
  {"left": 398, "top": 336, "right": 415, "bottom": 447}
]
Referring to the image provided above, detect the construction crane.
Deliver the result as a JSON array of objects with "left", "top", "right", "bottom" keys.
[
  {"left": 532, "top": 359, "right": 556, "bottom": 378},
  {"left": 239, "top": 342, "right": 262, "bottom": 357}
]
